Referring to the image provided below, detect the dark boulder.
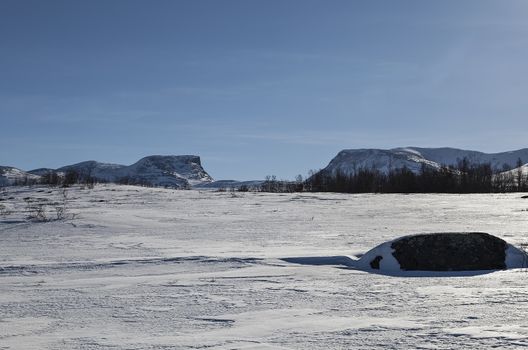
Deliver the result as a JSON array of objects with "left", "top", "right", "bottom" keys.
[{"left": 391, "top": 232, "right": 507, "bottom": 271}]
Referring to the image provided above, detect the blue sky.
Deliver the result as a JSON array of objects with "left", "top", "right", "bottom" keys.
[{"left": 1, "top": 1, "right": 528, "bottom": 180}]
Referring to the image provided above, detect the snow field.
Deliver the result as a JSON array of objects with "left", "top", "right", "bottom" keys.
[{"left": 1, "top": 185, "right": 528, "bottom": 349}]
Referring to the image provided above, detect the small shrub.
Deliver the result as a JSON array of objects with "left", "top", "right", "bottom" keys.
[
  {"left": 0, "top": 204, "right": 12, "bottom": 217},
  {"left": 55, "top": 205, "right": 66, "bottom": 220},
  {"left": 54, "top": 189, "right": 69, "bottom": 220},
  {"left": 27, "top": 203, "right": 48, "bottom": 222}
]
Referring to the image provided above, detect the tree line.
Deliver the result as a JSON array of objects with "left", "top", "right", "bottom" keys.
[
  {"left": 14, "top": 170, "right": 180, "bottom": 189},
  {"left": 9, "top": 170, "right": 97, "bottom": 188},
  {"left": 259, "top": 158, "right": 527, "bottom": 194},
  {"left": 6, "top": 157, "right": 528, "bottom": 194}
]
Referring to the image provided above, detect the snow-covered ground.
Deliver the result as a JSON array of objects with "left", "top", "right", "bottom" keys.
[{"left": 1, "top": 185, "right": 528, "bottom": 349}]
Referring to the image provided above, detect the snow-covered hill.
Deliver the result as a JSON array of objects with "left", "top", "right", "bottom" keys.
[
  {"left": 57, "top": 161, "right": 126, "bottom": 181},
  {"left": 27, "top": 168, "right": 63, "bottom": 176},
  {"left": 1, "top": 155, "right": 213, "bottom": 188},
  {"left": 320, "top": 147, "right": 528, "bottom": 176},
  {"left": 0, "top": 166, "right": 40, "bottom": 186},
  {"left": 409, "top": 147, "right": 528, "bottom": 170},
  {"left": 501, "top": 163, "right": 528, "bottom": 177},
  {"left": 497, "top": 163, "right": 528, "bottom": 186}
]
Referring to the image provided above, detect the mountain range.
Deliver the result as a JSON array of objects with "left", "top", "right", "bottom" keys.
[
  {"left": 0, "top": 155, "right": 213, "bottom": 188},
  {"left": 1, "top": 147, "right": 527, "bottom": 188}
]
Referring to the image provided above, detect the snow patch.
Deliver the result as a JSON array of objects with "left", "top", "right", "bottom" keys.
[
  {"left": 355, "top": 238, "right": 401, "bottom": 272},
  {"left": 505, "top": 244, "right": 528, "bottom": 268}
]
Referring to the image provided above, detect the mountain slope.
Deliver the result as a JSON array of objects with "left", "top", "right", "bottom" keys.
[
  {"left": 321, "top": 148, "right": 440, "bottom": 176},
  {"left": 57, "top": 161, "right": 126, "bottom": 181},
  {"left": 27, "top": 168, "right": 62, "bottom": 176},
  {"left": 408, "top": 147, "right": 528, "bottom": 171},
  {"left": 320, "top": 147, "right": 528, "bottom": 177},
  {"left": 55, "top": 155, "right": 213, "bottom": 188},
  {"left": 113, "top": 155, "right": 213, "bottom": 187},
  {"left": 0, "top": 166, "right": 41, "bottom": 186},
  {"left": 498, "top": 164, "right": 528, "bottom": 185},
  {"left": 1, "top": 155, "right": 213, "bottom": 188}
]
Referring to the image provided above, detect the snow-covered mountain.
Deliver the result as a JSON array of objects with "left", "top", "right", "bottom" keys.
[
  {"left": 0, "top": 166, "right": 40, "bottom": 186},
  {"left": 1, "top": 155, "right": 213, "bottom": 188},
  {"left": 114, "top": 155, "right": 213, "bottom": 187},
  {"left": 408, "top": 147, "right": 528, "bottom": 171},
  {"left": 498, "top": 163, "right": 528, "bottom": 183},
  {"left": 56, "top": 155, "right": 213, "bottom": 188},
  {"left": 319, "top": 147, "right": 528, "bottom": 176},
  {"left": 57, "top": 161, "right": 125, "bottom": 180}
]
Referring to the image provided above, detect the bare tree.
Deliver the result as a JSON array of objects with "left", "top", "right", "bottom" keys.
[
  {"left": 25, "top": 198, "right": 48, "bottom": 222},
  {"left": 54, "top": 188, "right": 69, "bottom": 220},
  {"left": 517, "top": 158, "right": 525, "bottom": 191}
]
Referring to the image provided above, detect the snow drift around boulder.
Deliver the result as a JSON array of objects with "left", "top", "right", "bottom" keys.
[{"left": 283, "top": 232, "right": 528, "bottom": 277}]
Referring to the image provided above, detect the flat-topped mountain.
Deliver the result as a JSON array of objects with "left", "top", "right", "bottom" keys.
[
  {"left": 1, "top": 155, "right": 213, "bottom": 188},
  {"left": 320, "top": 147, "right": 528, "bottom": 177},
  {"left": 112, "top": 155, "right": 213, "bottom": 187}
]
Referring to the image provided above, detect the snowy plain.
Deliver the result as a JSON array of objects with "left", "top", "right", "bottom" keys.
[{"left": 1, "top": 185, "right": 528, "bottom": 349}]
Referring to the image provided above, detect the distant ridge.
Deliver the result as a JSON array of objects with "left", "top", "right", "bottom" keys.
[
  {"left": 2, "top": 147, "right": 528, "bottom": 188},
  {"left": 319, "top": 147, "right": 528, "bottom": 177},
  {"left": 0, "top": 155, "right": 213, "bottom": 188}
]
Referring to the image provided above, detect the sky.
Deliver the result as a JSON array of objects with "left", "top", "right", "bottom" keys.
[{"left": 1, "top": 0, "right": 528, "bottom": 180}]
